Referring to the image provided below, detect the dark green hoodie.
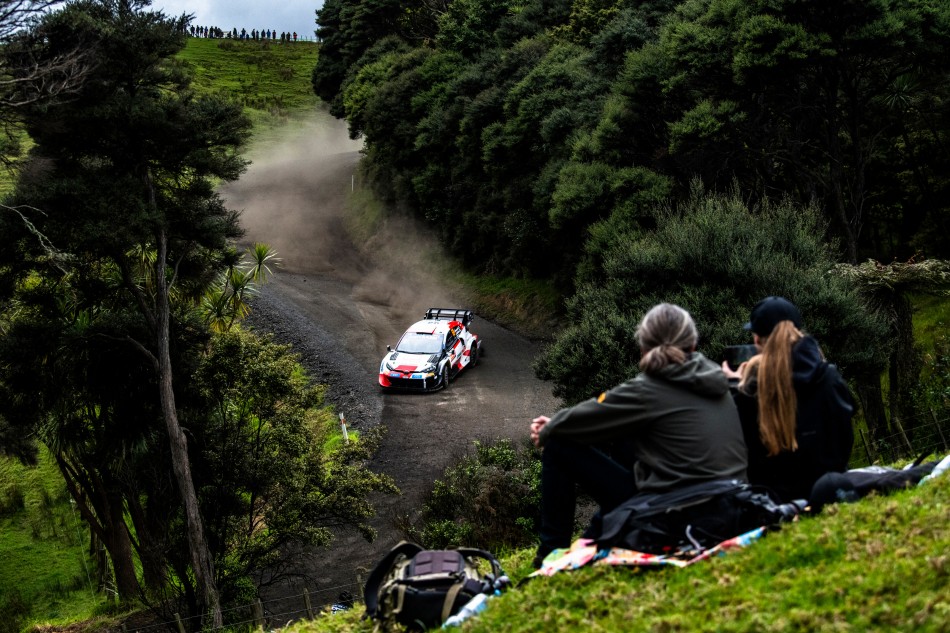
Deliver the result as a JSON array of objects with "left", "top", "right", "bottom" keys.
[{"left": 539, "top": 352, "right": 748, "bottom": 493}]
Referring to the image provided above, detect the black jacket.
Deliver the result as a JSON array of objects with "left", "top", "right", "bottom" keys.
[{"left": 733, "top": 336, "right": 855, "bottom": 502}]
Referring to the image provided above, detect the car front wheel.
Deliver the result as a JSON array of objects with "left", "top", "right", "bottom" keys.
[{"left": 441, "top": 364, "right": 450, "bottom": 391}]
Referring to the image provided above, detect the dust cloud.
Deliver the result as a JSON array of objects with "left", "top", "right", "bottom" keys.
[
  {"left": 220, "top": 108, "right": 363, "bottom": 274},
  {"left": 221, "top": 106, "right": 470, "bottom": 338}
]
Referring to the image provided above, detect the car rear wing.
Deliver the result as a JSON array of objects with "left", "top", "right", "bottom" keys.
[{"left": 425, "top": 308, "right": 474, "bottom": 326}]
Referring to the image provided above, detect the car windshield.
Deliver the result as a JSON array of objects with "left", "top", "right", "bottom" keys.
[{"left": 396, "top": 332, "right": 443, "bottom": 355}]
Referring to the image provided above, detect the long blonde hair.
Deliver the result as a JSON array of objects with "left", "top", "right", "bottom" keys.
[
  {"left": 637, "top": 303, "right": 698, "bottom": 374},
  {"left": 745, "top": 320, "right": 805, "bottom": 456}
]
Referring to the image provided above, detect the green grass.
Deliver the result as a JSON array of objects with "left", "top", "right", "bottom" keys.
[
  {"left": 177, "top": 37, "right": 321, "bottom": 135},
  {"left": 283, "top": 472, "right": 950, "bottom": 632},
  {"left": 0, "top": 453, "right": 104, "bottom": 632},
  {"left": 913, "top": 293, "right": 950, "bottom": 381}
]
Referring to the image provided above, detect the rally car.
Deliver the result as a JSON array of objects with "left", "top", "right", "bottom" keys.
[{"left": 378, "top": 308, "right": 482, "bottom": 392}]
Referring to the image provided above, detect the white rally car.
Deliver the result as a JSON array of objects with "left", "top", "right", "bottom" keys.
[{"left": 378, "top": 308, "right": 482, "bottom": 392}]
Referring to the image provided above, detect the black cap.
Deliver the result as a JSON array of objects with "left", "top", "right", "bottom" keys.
[{"left": 744, "top": 296, "right": 802, "bottom": 337}]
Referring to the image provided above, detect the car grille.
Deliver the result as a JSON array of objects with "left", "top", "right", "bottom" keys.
[{"left": 386, "top": 375, "right": 439, "bottom": 391}]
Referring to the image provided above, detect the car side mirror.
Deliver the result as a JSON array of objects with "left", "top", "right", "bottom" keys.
[{"left": 387, "top": 345, "right": 392, "bottom": 352}]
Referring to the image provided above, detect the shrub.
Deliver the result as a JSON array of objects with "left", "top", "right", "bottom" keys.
[
  {"left": 0, "top": 589, "right": 28, "bottom": 633},
  {"left": 537, "top": 183, "right": 890, "bottom": 404},
  {"left": 411, "top": 438, "right": 542, "bottom": 552},
  {"left": 0, "top": 484, "right": 25, "bottom": 517}
]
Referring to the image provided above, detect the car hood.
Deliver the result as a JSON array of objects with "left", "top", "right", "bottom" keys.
[{"left": 384, "top": 351, "right": 440, "bottom": 372}]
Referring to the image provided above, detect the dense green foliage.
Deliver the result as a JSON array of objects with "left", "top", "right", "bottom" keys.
[
  {"left": 537, "top": 185, "right": 889, "bottom": 404},
  {"left": 180, "top": 330, "right": 397, "bottom": 611},
  {"left": 409, "top": 438, "right": 542, "bottom": 552},
  {"left": 313, "top": 0, "right": 950, "bottom": 281},
  {"left": 0, "top": 1, "right": 396, "bottom": 627}
]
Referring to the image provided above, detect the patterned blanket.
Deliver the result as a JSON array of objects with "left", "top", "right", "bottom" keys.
[{"left": 530, "top": 527, "right": 767, "bottom": 578}]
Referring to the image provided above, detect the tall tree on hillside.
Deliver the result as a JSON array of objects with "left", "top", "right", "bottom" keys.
[
  {"left": 312, "top": 0, "right": 405, "bottom": 116},
  {"left": 3, "top": 0, "right": 251, "bottom": 625},
  {"left": 626, "top": 0, "right": 950, "bottom": 262}
]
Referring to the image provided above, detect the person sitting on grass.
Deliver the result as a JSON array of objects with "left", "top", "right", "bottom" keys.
[
  {"left": 529, "top": 303, "right": 748, "bottom": 568},
  {"left": 722, "top": 296, "right": 856, "bottom": 503}
]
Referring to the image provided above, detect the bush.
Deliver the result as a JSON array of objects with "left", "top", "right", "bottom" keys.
[
  {"left": 411, "top": 439, "right": 542, "bottom": 552},
  {"left": 537, "top": 183, "right": 890, "bottom": 404},
  {"left": 0, "top": 589, "right": 28, "bottom": 633},
  {"left": 0, "top": 484, "right": 25, "bottom": 517}
]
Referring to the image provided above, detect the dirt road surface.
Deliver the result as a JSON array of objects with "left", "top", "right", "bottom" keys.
[{"left": 221, "top": 108, "right": 560, "bottom": 612}]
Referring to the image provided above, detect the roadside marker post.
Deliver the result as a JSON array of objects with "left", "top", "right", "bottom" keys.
[{"left": 340, "top": 413, "right": 349, "bottom": 443}]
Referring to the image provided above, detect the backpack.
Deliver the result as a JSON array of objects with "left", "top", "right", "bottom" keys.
[
  {"left": 809, "top": 456, "right": 944, "bottom": 511},
  {"left": 589, "top": 479, "right": 804, "bottom": 554},
  {"left": 363, "top": 541, "right": 508, "bottom": 631}
]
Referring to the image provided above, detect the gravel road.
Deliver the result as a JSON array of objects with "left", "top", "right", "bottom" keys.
[{"left": 223, "top": 108, "right": 560, "bottom": 611}]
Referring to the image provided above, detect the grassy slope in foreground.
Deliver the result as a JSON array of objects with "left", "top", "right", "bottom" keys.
[{"left": 287, "top": 472, "right": 949, "bottom": 633}]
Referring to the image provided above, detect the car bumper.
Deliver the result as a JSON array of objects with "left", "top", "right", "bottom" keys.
[{"left": 379, "top": 372, "right": 442, "bottom": 391}]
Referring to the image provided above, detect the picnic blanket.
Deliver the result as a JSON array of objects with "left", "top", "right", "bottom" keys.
[{"left": 529, "top": 527, "right": 767, "bottom": 578}]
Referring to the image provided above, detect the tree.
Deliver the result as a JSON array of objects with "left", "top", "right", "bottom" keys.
[
  {"left": 0, "top": 1, "right": 89, "bottom": 138},
  {"left": 311, "top": 0, "right": 405, "bottom": 117},
  {"left": 641, "top": 0, "right": 950, "bottom": 262},
  {"left": 183, "top": 330, "right": 398, "bottom": 602},
  {"left": 833, "top": 259, "right": 950, "bottom": 443},
  {"left": 4, "top": 0, "right": 251, "bottom": 625}
]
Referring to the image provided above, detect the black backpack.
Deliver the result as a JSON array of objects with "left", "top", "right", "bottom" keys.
[
  {"left": 363, "top": 541, "right": 508, "bottom": 631},
  {"left": 589, "top": 479, "right": 805, "bottom": 554},
  {"left": 809, "top": 458, "right": 943, "bottom": 511}
]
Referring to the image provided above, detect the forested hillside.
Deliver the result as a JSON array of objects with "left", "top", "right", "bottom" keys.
[
  {"left": 312, "top": 0, "right": 950, "bottom": 447},
  {"left": 0, "top": 3, "right": 393, "bottom": 630}
]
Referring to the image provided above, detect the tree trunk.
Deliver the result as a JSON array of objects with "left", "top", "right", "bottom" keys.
[
  {"left": 155, "top": 229, "right": 223, "bottom": 628},
  {"left": 54, "top": 456, "right": 142, "bottom": 600},
  {"left": 890, "top": 293, "right": 922, "bottom": 438},
  {"left": 105, "top": 489, "right": 142, "bottom": 600},
  {"left": 854, "top": 374, "right": 887, "bottom": 447},
  {"left": 126, "top": 493, "right": 168, "bottom": 595}
]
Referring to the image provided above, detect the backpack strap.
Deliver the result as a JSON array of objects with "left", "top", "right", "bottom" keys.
[
  {"left": 454, "top": 547, "right": 504, "bottom": 580},
  {"left": 363, "top": 541, "right": 423, "bottom": 619},
  {"left": 441, "top": 582, "right": 466, "bottom": 623}
]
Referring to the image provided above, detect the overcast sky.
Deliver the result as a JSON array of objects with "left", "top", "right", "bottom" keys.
[{"left": 151, "top": 1, "right": 324, "bottom": 39}]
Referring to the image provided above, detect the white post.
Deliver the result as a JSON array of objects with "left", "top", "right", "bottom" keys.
[{"left": 340, "top": 412, "right": 349, "bottom": 443}]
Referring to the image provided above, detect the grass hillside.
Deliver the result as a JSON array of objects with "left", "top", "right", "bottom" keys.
[
  {"left": 0, "top": 453, "right": 99, "bottom": 633},
  {"left": 287, "top": 471, "right": 950, "bottom": 632},
  {"left": 178, "top": 37, "right": 320, "bottom": 128}
]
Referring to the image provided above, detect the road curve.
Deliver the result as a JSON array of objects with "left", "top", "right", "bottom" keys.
[{"left": 222, "top": 108, "right": 560, "bottom": 600}]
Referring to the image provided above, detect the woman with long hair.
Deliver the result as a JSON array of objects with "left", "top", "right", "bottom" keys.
[
  {"left": 529, "top": 303, "right": 747, "bottom": 568},
  {"left": 726, "top": 297, "right": 855, "bottom": 503}
]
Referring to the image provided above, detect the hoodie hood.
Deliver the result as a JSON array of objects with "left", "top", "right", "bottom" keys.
[
  {"left": 792, "top": 336, "right": 827, "bottom": 384},
  {"left": 653, "top": 352, "right": 730, "bottom": 398}
]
